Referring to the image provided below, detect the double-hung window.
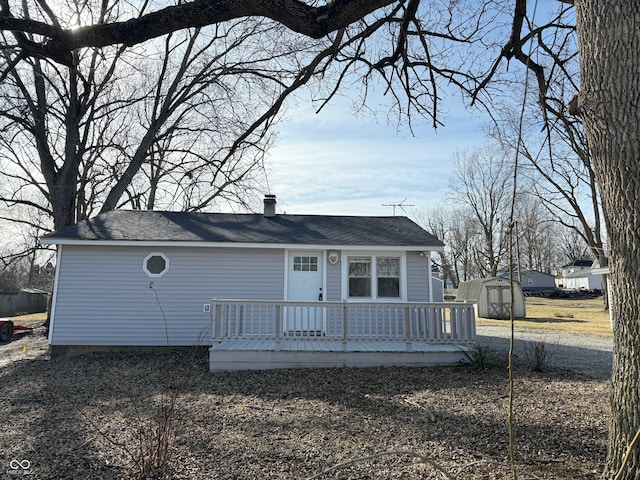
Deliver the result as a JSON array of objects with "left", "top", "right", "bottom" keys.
[
  {"left": 348, "top": 257, "right": 371, "bottom": 297},
  {"left": 376, "top": 257, "right": 400, "bottom": 297},
  {"left": 347, "top": 255, "right": 401, "bottom": 299}
]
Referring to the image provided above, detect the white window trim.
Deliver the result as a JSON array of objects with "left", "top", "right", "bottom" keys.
[
  {"left": 143, "top": 252, "right": 170, "bottom": 278},
  {"left": 341, "top": 252, "right": 407, "bottom": 301}
]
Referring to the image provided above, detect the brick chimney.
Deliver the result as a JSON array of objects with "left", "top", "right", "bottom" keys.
[{"left": 263, "top": 194, "right": 276, "bottom": 217}]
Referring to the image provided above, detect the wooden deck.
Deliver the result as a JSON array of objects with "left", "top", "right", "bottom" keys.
[
  {"left": 209, "top": 300, "right": 476, "bottom": 371},
  {"left": 209, "top": 340, "right": 469, "bottom": 371}
]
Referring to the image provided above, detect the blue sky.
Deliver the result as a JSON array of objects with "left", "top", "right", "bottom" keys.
[
  {"left": 266, "top": 91, "right": 489, "bottom": 218},
  {"left": 265, "top": 0, "right": 567, "bottom": 219}
]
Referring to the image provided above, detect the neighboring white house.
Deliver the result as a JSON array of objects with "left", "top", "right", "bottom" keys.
[
  {"left": 555, "top": 259, "right": 602, "bottom": 291},
  {"left": 591, "top": 262, "right": 612, "bottom": 328},
  {"left": 41, "top": 195, "right": 476, "bottom": 369},
  {"left": 497, "top": 269, "right": 556, "bottom": 292}
]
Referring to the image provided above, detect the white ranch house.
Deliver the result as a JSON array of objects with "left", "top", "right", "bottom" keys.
[
  {"left": 555, "top": 259, "right": 603, "bottom": 292},
  {"left": 41, "top": 196, "right": 476, "bottom": 371}
]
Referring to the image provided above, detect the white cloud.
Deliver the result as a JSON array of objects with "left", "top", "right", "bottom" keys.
[{"left": 267, "top": 91, "right": 488, "bottom": 217}]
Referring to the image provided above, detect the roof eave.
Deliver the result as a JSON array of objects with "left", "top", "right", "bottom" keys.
[{"left": 40, "top": 238, "right": 444, "bottom": 252}]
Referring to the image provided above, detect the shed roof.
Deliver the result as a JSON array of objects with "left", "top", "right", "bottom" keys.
[
  {"left": 456, "top": 279, "right": 485, "bottom": 302},
  {"left": 497, "top": 269, "right": 555, "bottom": 278},
  {"left": 561, "top": 259, "right": 593, "bottom": 268},
  {"left": 456, "top": 277, "right": 521, "bottom": 301},
  {"left": 41, "top": 210, "right": 444, "bottom": 248}
]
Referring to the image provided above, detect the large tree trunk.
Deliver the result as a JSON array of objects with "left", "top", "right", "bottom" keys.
[
  {"left": 575, "top": 1, "right": 640, "bottom": 478},
  {"left": 50, "top": 182, "right": 78, "bottom": 230}
]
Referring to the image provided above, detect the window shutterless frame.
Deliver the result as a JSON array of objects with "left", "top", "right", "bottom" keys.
[
  {"left": 346, "top": 254, "right": 402, "bottom": 300},
  {"left": 143, "top": 252, "right": 170, "bottom": 278}
]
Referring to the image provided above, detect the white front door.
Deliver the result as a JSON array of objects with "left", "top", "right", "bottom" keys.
[{"left": 286, "top": 251, "right": 324, "bottom": 333}]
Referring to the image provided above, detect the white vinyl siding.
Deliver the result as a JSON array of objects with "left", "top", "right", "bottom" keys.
[
  {"left": 406, "top": 251, "right": 430, "bottom": 302},
  {"left": 50, "top": 246, "right": 284, "bottom": 346},
  {"left": 325, "top": 251, "right": 342, "bottom": 301},
  {"left": 50, "top": 246, "right": 435, "bottom": 347}
]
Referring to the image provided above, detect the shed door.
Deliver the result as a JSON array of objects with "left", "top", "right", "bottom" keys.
[
  {"left": 486, "top": 285, "right": 511, "bottom": 319},
  {"left": 286, "top": 252, "right": 324, "bottom": 333}
]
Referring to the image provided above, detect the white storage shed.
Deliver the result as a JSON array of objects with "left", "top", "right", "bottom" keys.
[{"left": 456, "top": 277, "right": 526, "bottom": 319}]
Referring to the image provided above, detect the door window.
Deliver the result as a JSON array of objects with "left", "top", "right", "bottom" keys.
[{"left": 293, "top": 256, "right": 318, "bottom": 272}]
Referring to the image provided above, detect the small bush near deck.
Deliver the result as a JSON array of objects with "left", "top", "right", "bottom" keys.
[{"left": 459, "top": 346, "right": 498, "bottom": 370}]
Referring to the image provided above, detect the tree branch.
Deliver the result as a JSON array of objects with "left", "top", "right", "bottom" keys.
[{"left": 1, "top": 0, "right": 397, "bottom": 63}]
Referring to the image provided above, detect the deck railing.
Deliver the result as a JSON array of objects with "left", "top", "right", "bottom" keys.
[{"left": 211, "top": 300, "right": 475, "bottom": 349}]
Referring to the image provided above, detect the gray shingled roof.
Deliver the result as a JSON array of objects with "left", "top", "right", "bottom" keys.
[
  {"left": 41, "top": 210, "right": 443, "bottom": 247},
  {"left": 561, "top": 259, "right": 593, "bottom": 268}
]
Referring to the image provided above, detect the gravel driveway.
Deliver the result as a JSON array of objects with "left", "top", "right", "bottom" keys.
[{"left": 476, "top": 325, "right": 613, "bottom": 379}]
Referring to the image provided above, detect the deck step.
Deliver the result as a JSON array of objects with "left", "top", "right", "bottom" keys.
[{"left": 209, "top": 343, "right": 470, "bottom": 371}]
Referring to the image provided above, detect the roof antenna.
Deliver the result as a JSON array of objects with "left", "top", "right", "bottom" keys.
[{"left": 382, "top": 199, "right": 414, "bottom": 216}]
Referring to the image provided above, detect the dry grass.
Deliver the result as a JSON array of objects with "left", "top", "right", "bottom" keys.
[
  {"left": 6, "top": 311, "right": 47, "bottom": 326},
  {"left": 476, "top": 297, "right": 612, "bottom": 337},
  {"left": 0, "top": 348, "right": 608, "bottom": 480},
  {"left": 0, "top": 304, "right": 612, "bottom": 479}
]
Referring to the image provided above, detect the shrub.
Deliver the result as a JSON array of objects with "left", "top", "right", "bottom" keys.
[
  {"left": 459, "top": 346, "right": 497, "bottom": 370},
  {"left": 525, "top": 341, "right": 551, "bottom": 372}
]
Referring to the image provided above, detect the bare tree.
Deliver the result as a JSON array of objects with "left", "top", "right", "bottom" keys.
[
  {"left": 490, "top": 92, "right": 608, "bottom": 303},
  {"left": 418, "top": 191, "right": 579, "bottom": 286},
  {"left": 505, "top": 191, "right": 575, "bottom": 275},
  {"left": 557, "top": 227, "right": 591, "bottom": 265},
  {"left": 448, "top": 211, "right": 482, "bottom": 284},
  {"left": 0, "top": 205, "right": 55, "bottom": 291},
  {"left": 415, "top": 206, "right": 459, "bottom": 288},
  {"left": 0, "top": 1, "right": 312, "bottom": 230},
  {"left": 482, "top": 0, "right": 609, "bottom": 306},
  {"left": 415, "top": 205, "right": 489, "bottom": 287},
  {"left": 448, "top": 147, "right": 513, "bottom": 278},
  {"left": 2, "top": 0, "right": 640, "bottom": 476}
]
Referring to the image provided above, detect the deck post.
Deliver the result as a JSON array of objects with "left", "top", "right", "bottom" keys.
[
  {"left": 275, "top": 304, "right": 282, "bottom": 351},
  {"left": 342, "top": 302, "right": 348, "bottom": 351},
  {"left": 404, "top": 306, "right": 412, "bottom": 352},
  {"left": 466, "top": 302, "right": 476, "bottom": 341},
  {"left": 450, "top": 306, "right": 458, "bottom": 340},
  {"left": 211, "top": 300, "right": 222, "bottom": 350}
]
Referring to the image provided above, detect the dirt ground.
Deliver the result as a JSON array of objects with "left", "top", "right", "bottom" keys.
[
  {"left": 0, "top": 321, "right": 50, "bottom": 368},
  {"left": 0, "top": 327, "right": 609, "bottom": 480}
]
